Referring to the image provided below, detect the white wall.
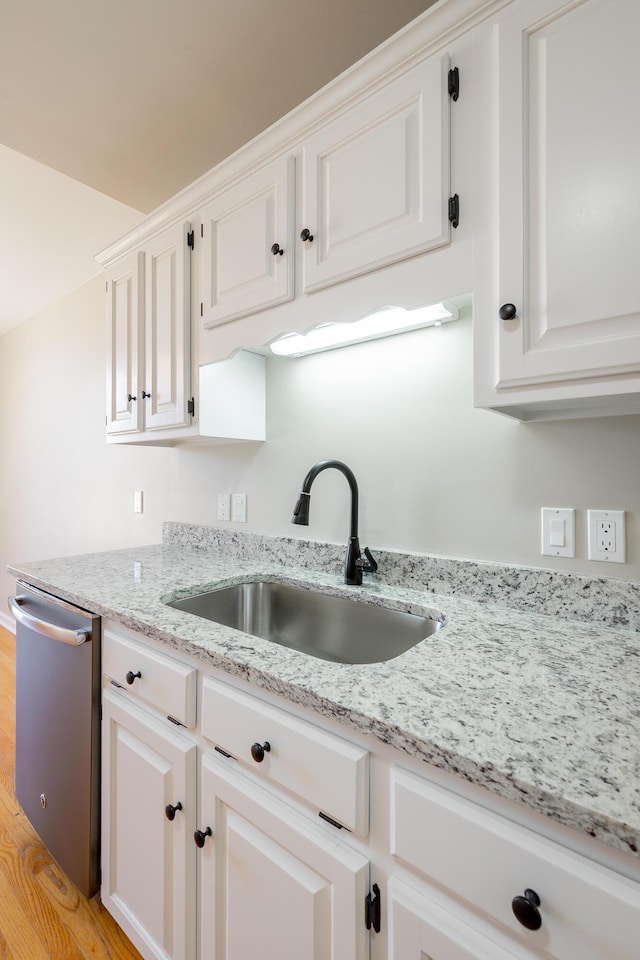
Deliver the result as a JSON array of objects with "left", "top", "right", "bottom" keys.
[
  {"left": 2, "top": 275, "right": 640, "bottom": 616},
  {"left": 0, "top": 276, "right": 171, "bottom": 611}
]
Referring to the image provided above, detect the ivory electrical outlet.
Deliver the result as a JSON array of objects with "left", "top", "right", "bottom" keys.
[
  {"left": 588, "top": 509, "right": 626, "bottom": 563},
  {"left": 134, "top": 491, "right": 143, "bottom": 514},
  {"left": 232, "top": 493, "right": 247, "bottom": 523}
]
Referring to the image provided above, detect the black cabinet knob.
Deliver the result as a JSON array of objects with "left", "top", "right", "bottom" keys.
[
  {"left": 127, "top": 393, "right": 137, "bottom": 402},
  {"left": 251, "top": 741, "right": 271, "bottom": 763},
  {"left": 125, "top": 670, "right": 141, "bottom": 685},
  {"left": 512, "top": 889, "right": 542, "bottom": 931},
  {"left": 165, "top": 801, "right": 182, "bottom": 821},
  {"left": 300, "top": 228, "right": 314, "bottom": 243},
  {"left": 499, "top": 303, "right": 517, "bottom": 321},
  {"left": 141, "top": 390, "right": 151, "bottom": 399},
  {"left": 194, "top": 826, "right": 212, "bottom": 848},
  {"left": 271, "top": 242, "right": 284, "bottom": 256}
]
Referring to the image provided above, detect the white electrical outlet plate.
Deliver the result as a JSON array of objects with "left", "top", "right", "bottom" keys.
[
  {"left": 218, "top": 493, "right": 231, "bottom": 522},
  {"left": 134, "top": 491, "right": 143, "bottom": 514},
  {"left": 232, "top": 493, "right": 247, "bottom": 523},
  {"left": 588, "top": 509, "right": 626, "bottom": 563},
  {"left": 541, "top": 507, "right": 575, "bottom": 558}
]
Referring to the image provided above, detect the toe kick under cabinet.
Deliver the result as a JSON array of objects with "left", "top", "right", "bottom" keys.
[{"left": 100, "top": 626, "right": 640, "bottom": 960}]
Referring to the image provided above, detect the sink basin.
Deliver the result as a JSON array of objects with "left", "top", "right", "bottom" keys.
[{"left": 166, "top": 580, "right": 441, "bottom": 664}]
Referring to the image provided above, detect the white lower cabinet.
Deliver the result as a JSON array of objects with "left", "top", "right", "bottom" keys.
[
  {"left": 101, "top": 627, "right": 640, "bottom": 960},
  {"left": 101, "top": 688, "right": 197, "bottom": 960},
  {"left": 388, "top": 878, "right": 515, "bottom": 960},
  {"left": 391, "top": 766, "right": 640, "bottom": 960},
  {"left": 198, "top": 753, "right": 369, "bottom": 960}
]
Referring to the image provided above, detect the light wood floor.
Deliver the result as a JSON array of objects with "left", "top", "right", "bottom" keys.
[{"left": 0, "top": 624, "right": 143, "bottom": 960}]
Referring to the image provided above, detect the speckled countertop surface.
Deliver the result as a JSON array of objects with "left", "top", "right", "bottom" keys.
[{"left": 8, "top": 523, "right": 640, "bottom": 859}]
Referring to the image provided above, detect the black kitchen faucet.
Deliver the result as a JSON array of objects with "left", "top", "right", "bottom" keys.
[{"left": 291, "top": 459, "right": 378, "bottom": 585}]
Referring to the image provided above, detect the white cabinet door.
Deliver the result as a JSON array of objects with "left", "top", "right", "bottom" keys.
[
  {"left": 106, "top": 251, "right": 144, "bottom": 436},
  {"left": 101, "top": 688, "right": 197, "bottom": 960},
  {"left": 198, "top": 753, "right": 370, "bottom": 960},
  {"left": 475, "top": 0, "right": 640, "bottom": 411},
  {"left": 301, "top": 52, "right": 452, "bottom": 294},
  {"left": 388, "top": 879, "right": 518, "bottom": 960},
  {"left": 144, "top": 222, "right": 192, "bottom": 431},
  {"left": 201, "top": 155, "right": 295, "bottom": 327}
]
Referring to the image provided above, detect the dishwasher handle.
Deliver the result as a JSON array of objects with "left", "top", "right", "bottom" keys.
[{"left": 9, "top": 596, "right": 90, "bottom": 646}]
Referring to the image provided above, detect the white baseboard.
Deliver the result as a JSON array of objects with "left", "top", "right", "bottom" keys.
[{"left": 0, "top": 610, "right": 15, "bottom": 633}]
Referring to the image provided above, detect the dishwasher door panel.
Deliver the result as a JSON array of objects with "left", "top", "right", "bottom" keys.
[{"left": 13, "top": 582, "right": 101, "bottom": 898}]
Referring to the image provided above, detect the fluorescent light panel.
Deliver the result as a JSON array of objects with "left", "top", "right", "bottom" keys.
[{"left": 269, "top": 303, "right": 457, "bottom": 357}]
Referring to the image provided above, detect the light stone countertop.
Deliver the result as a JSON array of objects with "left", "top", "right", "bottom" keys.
[{"left": 8, "top": 524, "right": 640, "bottom": 860}]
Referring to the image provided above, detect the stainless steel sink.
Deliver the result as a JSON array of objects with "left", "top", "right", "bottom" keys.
[{"left": 166, "top": 580, "right": 441, "bottom": 664}]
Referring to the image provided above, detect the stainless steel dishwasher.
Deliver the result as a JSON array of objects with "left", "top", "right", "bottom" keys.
[{"left": 9, "top": 580, "right": 101, "bottom": 898}]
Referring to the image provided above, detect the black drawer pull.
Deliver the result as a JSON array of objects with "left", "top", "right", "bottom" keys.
[
  {"left": 499, "top": 303, "right": 517, "bottom": 321},
  {"left": 194, "top": 826, "right": 212, "bottom": 848},
  {"left": 512, "top": 888, "right": 542, "bottom": 930},
  {"left": 251, "top": 741, "right": 271, "bottom": 763},
  {"left": 125, "top": 670, "right": 141, "bottom": 685},
  {"left": 165, "top": 801, "right": 182, "bottom": 821}
]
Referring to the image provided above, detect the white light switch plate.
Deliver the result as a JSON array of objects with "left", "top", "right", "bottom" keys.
[
  {"left": 587, "top": 509, "right": 626, "bottom": 563},
  {"left": 541, "top": 507, "right": 575, "bottom": 558}
]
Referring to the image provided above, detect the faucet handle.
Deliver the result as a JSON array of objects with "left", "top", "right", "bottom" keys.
[{"left": 356, "top": 547, "right": 378, "bottom": 575}]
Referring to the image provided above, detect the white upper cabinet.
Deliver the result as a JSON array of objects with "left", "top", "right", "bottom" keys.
[
  {"left": 474, "top": 0, "right": 640, "bottom": 419},
  {"left": 106, "top": 251, "right": 143, "bottom": 436},
  {"left": 144, "top": 222, "right": 192, "bottom": 431},
  {"left": 201, "top": 155, "right": 295, "bottom": 327},
  {"left": 105, "top": 221, "right": 193, "bottom": 440},
  {"left": 301, "top": 52, "right": 452, "bottom": 294}
]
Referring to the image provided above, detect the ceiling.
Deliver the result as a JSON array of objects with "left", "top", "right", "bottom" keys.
[{"left": 0, "top": 0, "right": 438, "bottom": 337}]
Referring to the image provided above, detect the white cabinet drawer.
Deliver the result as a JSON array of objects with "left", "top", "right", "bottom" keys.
[
  {"left": 391, "top": 767, "right": 640, "bottom": 959},
  {"left": 103, "top": 631, "right": 197, "bottom": 728},
  {"left": 201, "top": 676, "right": 369, "bottom": 835},
  {"left": 388, "top": 877, "right": 516, "bottom": 960}
]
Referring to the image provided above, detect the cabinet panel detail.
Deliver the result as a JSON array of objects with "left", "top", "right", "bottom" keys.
[
  {"left": 388, "top": 878, "right": 515, "bottom": 959},
  {"left": 201, "top": 155, "right": 294, "bottom": 327},
  {"left": 199, "top": 754, "right": 369, "bottom": 960},
  {"left": 302, "top": 52, "right": 451, "bottom": 293},
  {"left": 391, "top": 766, "right": 640, "bottom": 959},
  {"left": 106, "top": 252, "right": 143, "bottom": 436},
  {"left": 103, "top": 630, "right": 197, "bottom": 727},
  {"left": 144, "top": 222, "right": 191, "bottom": 430},
  {"left": 494, "top": 0, "right": 640, "bottom": 386},
  {"left": 101, "top": 689, "right": 196, "bottom": 960},
  {"left": 201, "top": 675, "right": 369, "bottom": 834}
]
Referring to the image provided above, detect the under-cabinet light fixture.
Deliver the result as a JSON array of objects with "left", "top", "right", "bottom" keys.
[{"left": 269, "top": 303, "right": 458, "bottom": 357}]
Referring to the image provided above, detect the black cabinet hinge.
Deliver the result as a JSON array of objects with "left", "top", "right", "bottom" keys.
[
  {"left": 448, "top": 66, "right": 460, "bottom": 101},
  {"left": 365, "top": 883, "right": 381, "bottom": 933},
  {"left": 187, "top": 229, "right": 195, "bottom": 250},
  {"left": 167, "top": 715, "right": 185, "bottom": 727},
  {"left": 318, "top": 811, "right": 347, "bottom": 831},
  {"left": 448, "top": 193, "right": 460, "bottom": 229},
  {"left": 187, "top": 397, "right": 195, "bottom": 416}
]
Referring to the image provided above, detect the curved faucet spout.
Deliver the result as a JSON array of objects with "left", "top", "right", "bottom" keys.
[{"left": 291, "top": 459, "right": 376, "bottom": 586}]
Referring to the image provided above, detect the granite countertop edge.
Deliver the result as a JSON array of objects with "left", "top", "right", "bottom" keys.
[{"left": 8, "top": 538, "right": 640, "bottom": 861}]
